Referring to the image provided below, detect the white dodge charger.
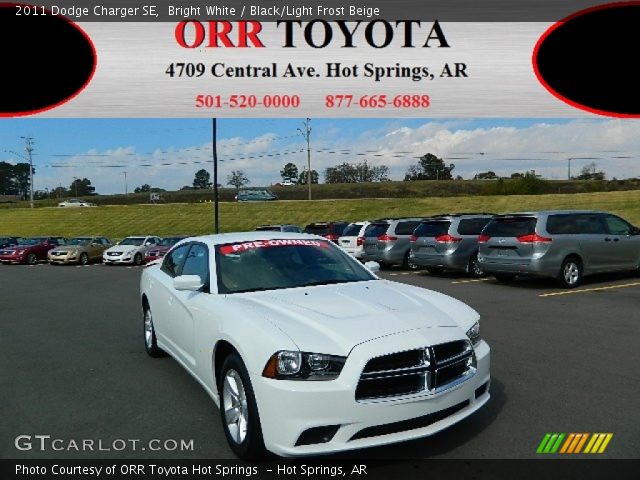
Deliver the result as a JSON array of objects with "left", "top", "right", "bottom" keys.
[{"left": 140, "top": 232, "right": 490, "bottom": 459}]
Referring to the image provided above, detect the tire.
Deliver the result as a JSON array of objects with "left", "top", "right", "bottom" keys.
[
  {"left": 133, "top": 253, "right": 143, "bottom": 266},
  {"left": 494, "top": 274, "right": 516, "bottom": 283},
  {"left": 79, "top": 253, "right": 89, "bottom": 265},
  {"left": 143, "top": 306, "right": 165, "bottom": 357},
  {"left": 558, "top": 256, "right": 583, "bottom": 289},
  {"left": 26, "top": 253, "right": 37, "bottom": 265},
  {"left": 402, "top": 251, "right": 419, "bottom": 271},
  {"left": 426, "top": 266, "right": 445, "bottom": 275},
  {"left": 219, "top": 353, "right": 268, "bottom": 460},
  {"left": 466, "top": 253, "right": 484, "bottom": 278}
]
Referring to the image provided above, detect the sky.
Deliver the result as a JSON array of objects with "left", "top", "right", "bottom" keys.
[{"left": 1, "top": 118, "right": 639, "bottom": 195}]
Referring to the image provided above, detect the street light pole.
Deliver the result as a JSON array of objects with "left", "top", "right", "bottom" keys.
[
  {"left": 212, "top": 118, "right": 219, "bottom": 234},
  {"left": 298, "top": 118, "right": 312, "bottom": 200},
  {"left": 24, "top": 137, "right": 34, "bottom": 208},
  {"left": 123, "top": 171, "right": 128, "bottom": 195}
]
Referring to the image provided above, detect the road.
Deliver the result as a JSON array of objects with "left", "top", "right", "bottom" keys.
[{"left": 1, "top": 264, "right": 638, "bottom": 459}]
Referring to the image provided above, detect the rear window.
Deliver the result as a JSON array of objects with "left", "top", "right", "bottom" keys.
[
  {"left": 394, "top": 221, "right": 421, "bottom": 235},
  {"left": 364, "top": 223, "right": 389, "bottom": 237},
  {"left": 457, "top": 218, "right": 492, "bottom": 235},
  {"left": 341, "top": 223, "right": 363, "bottom": 237},
  {"left": 304, "top": 224, "right": 329, "bottom": 236},
  {"left": 483, "top": 217, "right": 537, "bottom": 237},
  {"left": 331, "top": 223, "right": 348, "bottom": 236},
  {"left": 414, "top": 221, "right": 451, "bottom": 237}
]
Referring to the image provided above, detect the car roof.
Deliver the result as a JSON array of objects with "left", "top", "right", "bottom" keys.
[{"left": 495, "top": 210, "right": 601, "bottom": 217}]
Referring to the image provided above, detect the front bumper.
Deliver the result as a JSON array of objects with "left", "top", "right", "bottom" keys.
[
  {"left": 252, "top": 331, "right": 490, "bottom": 457},
  {"left": 103, "top": 254, "right": 135, "bottom": 264},
  {"left": 0, "top": 253, "right": 25, "bottom": 263},
  {"left": 48, "top": 252, "right": 79, "bottom": 264}
]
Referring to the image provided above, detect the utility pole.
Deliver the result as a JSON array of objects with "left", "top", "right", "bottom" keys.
[
  {"left": 123, "top": 171, "right": 128, "bottom": 195},
  {"left": 73, "top": 176, "right": 78, "bottom": 197},
  {"left": 298, "top": 118, "right": 312, "bottom": 200},
  {"left": 212, "top": 118, "right": 219, "bottom": 234},
  {"left": 22, "top": 136, "right": 35, "bottom": 208}
]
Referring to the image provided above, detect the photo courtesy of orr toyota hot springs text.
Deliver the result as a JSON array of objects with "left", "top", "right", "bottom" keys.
[{"left": 1, "top": 1, "right": 639, "bottom": 480}]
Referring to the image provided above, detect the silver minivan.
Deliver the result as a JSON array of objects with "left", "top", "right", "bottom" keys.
[
  {"left": 361, "top": 218, "right": 426, "bottom": 269},
  {"left": 410, "top": 213, "right": 494, "bottom": 277},
  {"left": 478, "top": 210, "right": 640, "bottom": 287}
]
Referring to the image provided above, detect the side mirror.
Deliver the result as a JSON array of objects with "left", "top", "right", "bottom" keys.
[
  {"left": 173, "top": 275, "right": 204, "bottom": 292},
  {"left": 364, "top": 261, "right": 381, "bottom": 273}
]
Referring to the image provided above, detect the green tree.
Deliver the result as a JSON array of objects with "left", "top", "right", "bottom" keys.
[
  {"left": 69, "top": 178, "right": 95, "bottom": 196},
  {"left": 227, "top": 170, "right": 250, "bottom": 190},
  {"left": 193, "top": 169, "right": 212, "bottom": 189},
  {"left": 298, "top": 169, "right": 319, "bottom": 185},
  {"left": 575, "top": 162, "right": 605, "bottom": 181},
  {"left": 404, "top": 153, "right": 454, "bottom": 180},
  {"left": 134, "top": 184, "right": 152, "bottom": 193},
  {"left": 474, "top": 171, "right": 498, "bottom": 180},
  {"left": 280, "top": 163, "right": 299, "bottom": 182}
]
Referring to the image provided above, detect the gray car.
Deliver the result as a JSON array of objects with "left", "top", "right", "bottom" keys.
[
  {"left": 410, "top": 213, "right": 495, "bottom": 277},
  {"left": 361, "top": 217, "right": 426, "bottom": 269},
  {"left": 255, "top": 224, "right": 302, "bottom": 233},
  {"left": 478, "top": 210, "right": 640, "bottom": 288}
]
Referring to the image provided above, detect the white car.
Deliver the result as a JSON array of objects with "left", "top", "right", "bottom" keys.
[
  {"left": 140, "top": 232, "right": 490, "bottom": 459},
  {"left": 338, "top": 221, "right": 371, "bottom": 260},
  {"left": 57, "top": 198, "right": 95, "bottom": 207},
  {"left": 103, "top": 236, "right": 159, "bottom": 265}
]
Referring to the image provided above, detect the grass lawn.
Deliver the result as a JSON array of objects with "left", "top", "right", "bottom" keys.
[{"left": 1, "top": 190, "right": 639, "bottom": 239}]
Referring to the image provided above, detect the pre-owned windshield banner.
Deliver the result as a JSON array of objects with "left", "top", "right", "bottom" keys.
[{"left": 3, "top": 0, "right": 638, "bottom": 118}]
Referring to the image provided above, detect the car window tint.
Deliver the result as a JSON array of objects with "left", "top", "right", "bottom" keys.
[
  {"left": 604, "top": 215, "right": 632, "bottom": 235},
  {"left": 342, "top": 224, "right": 363, "bottom": 237},
  {"left": 546, "top": 215, "right": 577, "bottom": 234},
  {"left": 573, "top": 215, "right": 607, "bottom": 235},
  {"left": 304, "top": 225, "right": 329, "bottom": 235},
  {"left": 457, "top": 218, "right": 491, "bottom": 235},
  {"left": 161, "top": 245, "right": 190, "bottom": 278},
  {"left": 364, "top": 223, "right": 389, "bottom": 237},
  {"left": 483, "top": 217, "right": 537, "bottom": 237},
  {"left": 394, "top": 221, "right": 420, "bottom": 235},
  {"left": 414, "top": 221, "right": 451, "bottom": 237},
  {"left": 333, "top": 223, "right": 348, "bottom": 236},
  {"left": 181, "top": 244, "right": 209, "bottom": 285}
]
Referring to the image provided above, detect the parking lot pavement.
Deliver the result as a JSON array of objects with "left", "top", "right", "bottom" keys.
[{"left": 1, "top": 264, "right": 639, "bottom": 459}]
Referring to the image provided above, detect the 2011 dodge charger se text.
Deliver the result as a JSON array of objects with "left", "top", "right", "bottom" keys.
[{"left": 140, "top": 232, "right": 490, "bottom": 459}]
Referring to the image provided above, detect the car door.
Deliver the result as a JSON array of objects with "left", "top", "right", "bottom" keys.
[
  {"left": 152, "top": 244, "right": 191, "bottom": 351},
  {"left": 573, "top": 214, "right": 611, "bottom": 272},
  {"left": 602, "top": 214, "right": 640, "bottom": 269},
  {"left": 165, "top": 243, "right": 210, "bottom": 368}
]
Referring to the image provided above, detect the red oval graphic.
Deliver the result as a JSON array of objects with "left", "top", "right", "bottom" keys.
[
  {"left": 0, "top": 3, "right": 97, "bottom": 117},
  {"left": 533, "top": 2, "right": 640, "bottom": 118}
]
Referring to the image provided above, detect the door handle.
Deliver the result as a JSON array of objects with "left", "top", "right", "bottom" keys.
[
  {"left": 613, "top": 238, "right": 619, "bottom": 242},
  {"left": 605, "top": 238, "right": 611, "bottom": 241}
]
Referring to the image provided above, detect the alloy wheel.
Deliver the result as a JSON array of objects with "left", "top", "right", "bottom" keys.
[{"left": 222, "top": 369, "right": 249, "bottom": 445}]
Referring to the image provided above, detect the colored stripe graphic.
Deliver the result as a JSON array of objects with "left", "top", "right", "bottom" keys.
[{"left": 538, "top": 433, "right": 613, "bottom": 454}]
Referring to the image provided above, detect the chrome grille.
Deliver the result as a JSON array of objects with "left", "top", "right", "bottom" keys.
[{"left": 355, "top": 340, "right": 475, "bottom": 401}]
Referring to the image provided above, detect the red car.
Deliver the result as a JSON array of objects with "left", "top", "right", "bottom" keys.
[
  {"left": 0, "top": 236, "right": 66, "bottom": 265},
  {"left": 144, "top": 236, "right": 188, "bottom": 263}
]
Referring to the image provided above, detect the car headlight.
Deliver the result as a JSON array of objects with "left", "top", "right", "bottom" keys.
[
  {"left": 68, "top": 250, "right": 78, "bottom": 255},
  {"left": 262, "top": 350, "right": 346, "bottom": 380},
  {"left": 466, "top": 321, "right": 481, "bottom": 346}
]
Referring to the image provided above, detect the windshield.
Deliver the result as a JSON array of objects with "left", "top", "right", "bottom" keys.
[
  {"left": 119, "top": 237, "right": 145, "bottom": 246},
  {"left": 216, "top": 239, "right": 376, "bottom": 294},
  {"left": 17, "top": 238, "right": 44, "bottom": 246},
  {"left": 66, "top": 237, "right": 93, "bottom": 246},
  {"left": 159, "top": 237, "right": 184, "bottom": 246}
]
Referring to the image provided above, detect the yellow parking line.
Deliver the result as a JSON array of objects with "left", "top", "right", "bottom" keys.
[
  {"left": 539, "top": 281, "right": 640, "bottom": 297},
  {"left": 451, "top": 278, "right": 491, "bottom": 284}
]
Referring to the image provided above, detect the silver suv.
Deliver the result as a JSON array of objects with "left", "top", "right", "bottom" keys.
[
  {"left": 361, "top": 218, "right": 426, "bottom": 269},
  {"left": 410, "top": 213, "right": 495, "bottom": 277},
  {"left": 478, "top": 210, "right": 640, "bottom": 287}
]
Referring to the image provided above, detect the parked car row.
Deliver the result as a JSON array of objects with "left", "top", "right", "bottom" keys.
[
  {"left": 0, "top": 235, "right": 188, "bottom": 266},
  {"left": 333, "top": 210, "right": 640, "bottom": 288}
]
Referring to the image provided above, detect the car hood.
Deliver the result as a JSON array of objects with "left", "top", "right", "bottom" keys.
[
  {"left": 225, "top": 279, "right": 478, "bottom": 356},
  {"left": 51, "top": 246, "right": 85, "bottom": 252}
]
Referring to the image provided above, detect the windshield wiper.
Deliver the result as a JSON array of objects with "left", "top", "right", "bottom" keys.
[{"left": 299, "top": 279, "right": 352, "bottom": 287}]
